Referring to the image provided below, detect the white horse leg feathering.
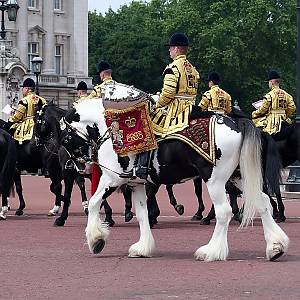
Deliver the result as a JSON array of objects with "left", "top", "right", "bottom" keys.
[
  {"left": 128, "top": 184, "right": 155, "bottom": 257},
  {"left": 48, "top": 205, "right": 60, "bottom": 216},
  {"left": 0, "top": 206, "right": 8, "bottom": 220},
  {"left": 195, "top": 124, "right": 240, "bottom": 261},
  {"left": 85, "top": 175, "right": 111, "bottom": 254}
]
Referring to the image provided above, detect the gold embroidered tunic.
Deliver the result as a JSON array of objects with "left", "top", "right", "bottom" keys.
[
  {"left": 199, "top": 85, "right": 232, "bottom": 114},
  {"left": 252, "top": 86, "right": 295, "bottom": 135},
  {"left": 151, "top": 54, "right": 199, "bottom": 137},
  {"left": 87, "top": 77, "right": 114, "bottom": 98},
  {"left": 9, "top": 92, "right": 47, "bottom": 144}
]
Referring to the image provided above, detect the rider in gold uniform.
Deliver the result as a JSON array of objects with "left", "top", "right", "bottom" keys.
[
  {"left": 73, "top": 81, "right": 88, "bottom": 107},
  {"left": 199, "top": 72, "right": 232, "bottom": 114},
  {"left": 120, "top": 33, "right": 200, "bottom": 179},
  {"left": 252, "top": 70, "right": 295, "bottom": 135},
  {"left": 8, "top": 78, "right": 47, "bottom": 144},
  {"left": 88, "top": 61, "right": 114, "bottom": 98},
  {"left": 151, "top": 32, "right": 200, "bottom": 137}
]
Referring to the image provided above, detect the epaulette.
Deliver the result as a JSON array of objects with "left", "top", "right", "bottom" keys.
[{"left": 163, "top": 67, "right": 175, "bottom": 76}]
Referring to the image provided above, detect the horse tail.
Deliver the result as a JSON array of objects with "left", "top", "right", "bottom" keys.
[
  {"left": 237, "top": 119, "right": 264, "bottom": 227},
  {"left": 260, "top": 131, "right": 282, "bottom": 194},
  {"left": 0, "top": 130, "right": 16, "bottom": 197}
]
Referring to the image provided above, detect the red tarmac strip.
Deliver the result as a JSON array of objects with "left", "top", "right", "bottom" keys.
[{"left": 1, "top": 176, "right": 300, "bottom": 300}]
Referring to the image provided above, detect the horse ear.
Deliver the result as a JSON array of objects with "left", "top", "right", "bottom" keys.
[
  {"left": 48, "top": 99, "right": 54, "bottom": 105},
  {"left": 65, "top": 108, "right": 80, "bottom": 123}
]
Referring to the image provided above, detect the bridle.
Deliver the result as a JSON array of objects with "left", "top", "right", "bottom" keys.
[{"left": 59, "top": 117, "right": 112, "bottom": 173}]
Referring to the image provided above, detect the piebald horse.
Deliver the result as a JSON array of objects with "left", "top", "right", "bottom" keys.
[{"left": 66, "top": 85, "right": 289, "bottom": 261}]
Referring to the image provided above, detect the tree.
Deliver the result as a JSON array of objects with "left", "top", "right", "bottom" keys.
[{"left": 88, "top": 0, "right": 296, "bottom": 114}]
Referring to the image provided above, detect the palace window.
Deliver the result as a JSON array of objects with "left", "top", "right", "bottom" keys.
[
  {"left": 54, "top": 0, "right": 62, "bottom": 10},
  {"left": 28, "top": 42, "right": 39, "bottom": 72},
  {"left": 55, "top": 45, "right": 63, "bottom": 75},
  {"left": 28, "top": 0, "right": 37, "bottom": 8}
]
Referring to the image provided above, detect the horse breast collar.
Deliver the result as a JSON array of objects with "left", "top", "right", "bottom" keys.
[{"left": 158, "top": 116, "right": 217, "bottom": 165}]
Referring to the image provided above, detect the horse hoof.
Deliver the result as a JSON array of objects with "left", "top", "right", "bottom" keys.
[
  {"left": 232, "top": 213, "right": 239, "bottom": 221},
  {"left": 149, "top": 219, "right": 157, "bottom": 228},
  {"left": 93, "top": 239, "right": 105, "bottom": 254},
  {"left": 272, "top": 212, "right": 279, "bottom": 219},
  {"left": 276, "top": 216, "right": 286, "bottom": 223},
  {"left": 109, "top": 220, "right": 115, "bottom": 227},
  {"left": 175, "top": 205, "right": 184, "bottom": 215},
  {"left": 105, "top": 219, "right": 115, "bottom": 227},
  {"left": 54, "top": 218, "right": 65, "bottom": 227},
  {"left": 200, "top": 218, "right": 211, "bottom": 225},
  {"left": 270, "top": 251, "right": 284, "bottom": 261},
  {"left": 84, "top": 208, "right": 89, "bottom": 216},
  {"left": 15, "top": 209, "right": 24, "bottom": 216},
  {"left": 125, "top": 211, "right": 134, "bottom": 222},
  {"left": 191, "top": 215, "right": 203, "bottom": 221}
]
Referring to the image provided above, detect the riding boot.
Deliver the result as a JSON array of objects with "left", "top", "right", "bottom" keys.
[
  {"left": 135, "top": 151, "right": 150, "bottom": 179},
  {"left": 119, "top": 151, "right": 150, "bottom": 179}
]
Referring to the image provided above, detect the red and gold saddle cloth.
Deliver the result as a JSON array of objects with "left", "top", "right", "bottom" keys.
[
  {"left": 158, "top": 117, "right": 216, "bottom": 164},
  {"left": 105, "top": 101, "right": 157, "bottom": 157}
]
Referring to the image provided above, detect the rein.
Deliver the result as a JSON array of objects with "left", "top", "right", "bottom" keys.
[{"left": 59, "top": 117, "right": 113, "bottom": 169}]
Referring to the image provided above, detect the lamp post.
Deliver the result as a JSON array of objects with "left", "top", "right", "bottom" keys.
[
  {"left": 0, "top": 0, "right": 19, "bottom": 40},
  {"left": 31, "top": 56, "right": 43, "bottom": 95}
]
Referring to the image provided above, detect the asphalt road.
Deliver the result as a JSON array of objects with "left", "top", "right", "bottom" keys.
[{"left": 1, "top": 176, "right": 300, "bottom": 300}]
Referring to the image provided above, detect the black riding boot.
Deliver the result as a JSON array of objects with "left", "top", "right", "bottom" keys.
[
  {"left": 135, "top": 151, "right": 150, "bottom": 179},
  {"left": 119, "top": 151, "right": 150, "bottom": 179}
]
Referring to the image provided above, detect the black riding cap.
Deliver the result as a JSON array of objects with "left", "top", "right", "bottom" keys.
[
  {"left": 97, "top": 61, "right": 111, "bottom": 75},
  {"left": 166, "top": 32, "right": 190, "bottom": 47},
  {"left": 207, "top": 71, "right": 220, "bottom": 83},
  {"left": 76, "top": 81, "right": 88, "bottom": 91},
  {"left": 266, "top": 70, "right": 280, "bottom": 81},
  {"left": 22, "top": 78, "right": 35, "bottom": 88}
]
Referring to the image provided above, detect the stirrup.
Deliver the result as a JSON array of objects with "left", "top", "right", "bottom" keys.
[{"left": 119, "top": 168, "right": 137, "bottom": 179}]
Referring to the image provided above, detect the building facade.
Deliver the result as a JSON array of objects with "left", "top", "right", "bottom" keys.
[{"left": 0, "top": 0, "right": 90, "bottom": 117}]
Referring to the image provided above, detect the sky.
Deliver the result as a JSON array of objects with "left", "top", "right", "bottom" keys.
[{"left": 88, "top": 0, "right": 134, "bottom": 14}]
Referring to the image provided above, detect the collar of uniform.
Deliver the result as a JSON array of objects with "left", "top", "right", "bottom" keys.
[
  {"left": 103, "top": 76, "right": 113, "bottom": 82},
  {"left": 25, "top": 91, "right": 34, "bottom": 97},
  {"left": 271, "top": 85, "right": 280, "bottom": 91},
  {"left": 210, "top": 85, "right": 219, "bottom": 90},
  {"left": 173, "top": 54, "right": 186, "bottom": 61}
]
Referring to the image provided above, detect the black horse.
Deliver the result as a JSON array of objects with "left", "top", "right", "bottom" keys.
[
  {"left": 0, "top": 117, "right": 66, "bottom": 216},
  {"left": 0, "top": 128, "right": 16, "bottom": 220},
  {"left": 34, "top": 102, "right": 134, "bottom": 226}
]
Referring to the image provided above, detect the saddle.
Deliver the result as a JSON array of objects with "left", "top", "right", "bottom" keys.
[
  {"left": 103, "top": 85, "right": 217, "bottom": 163},
  {"left": 272, "top": 122, "right": 294, "bottom": 141},
  {"left": 158, "top": 109, "right": 217, "bottom": 165}
]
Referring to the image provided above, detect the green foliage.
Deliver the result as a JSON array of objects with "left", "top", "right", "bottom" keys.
[{"left": 88, "top": 0, "right": 296, "bottom": 114}]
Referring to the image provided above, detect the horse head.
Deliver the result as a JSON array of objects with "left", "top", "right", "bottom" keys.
[{"left": 34, "top": 103, "right": 66, "bottom": 146}]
